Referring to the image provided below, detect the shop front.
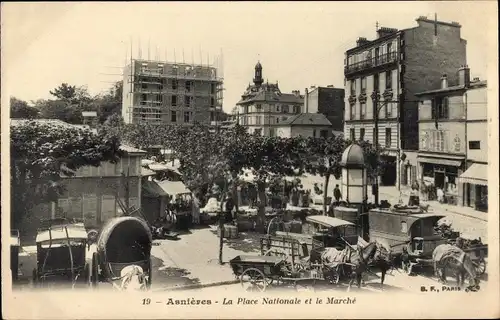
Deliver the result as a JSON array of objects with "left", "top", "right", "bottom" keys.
[
  {"left": 457, "top": 163, "right": 488, "bottom": 212},
  {"left": 417, "top": 155, "right": 464, "bottom": 205}
]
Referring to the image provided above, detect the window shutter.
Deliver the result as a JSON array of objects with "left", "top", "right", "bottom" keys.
[{"left": 83, "top": 194, "right": 97, "bottom": 225}]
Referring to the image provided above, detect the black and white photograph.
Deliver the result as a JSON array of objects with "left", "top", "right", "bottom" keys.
[{"left": 1, "top": 1, "right": 498, "bottom": 319}]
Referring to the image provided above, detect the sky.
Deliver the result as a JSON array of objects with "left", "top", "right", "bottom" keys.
[{"left": 2, "top": 1, "right": 496, "bottom": 113}]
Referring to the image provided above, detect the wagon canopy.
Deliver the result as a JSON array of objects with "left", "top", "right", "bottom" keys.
[
  {"left": 97, "top": 217, "right": 152, "bottom": 265},
  {"left": 36, "top": 225, "right": 88, "bottom": 247},
  {"left": 306, "top": 215, "right": 355, "bottom": 229},
  {"left": 407, "top": 213, "right": 446, "bottom": 237},
  {"left": 157, "top": 180, "right": 191, "bottom": 196}
]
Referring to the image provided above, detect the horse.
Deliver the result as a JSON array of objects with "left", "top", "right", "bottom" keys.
[
  {"left": 365, "top": 241, "right": 394, "bottom": 290},
  {"left": 432, "top": 244, "right": 480, "bottom": 289},
  {"left": 310, "top": 241, "right": 378, "bottom": 291},
  {"left": 119, "top": 265, "right": 148, "bottom": 291}
]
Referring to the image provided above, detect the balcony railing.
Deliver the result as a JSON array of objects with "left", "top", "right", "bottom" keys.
[{"left": 345, "top": 52, "right": 398, "bottom": 75}]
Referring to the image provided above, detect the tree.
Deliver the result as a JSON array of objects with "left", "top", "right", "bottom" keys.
[
  {"left": 10, "top": 120, "right": 123, "bottom": 229},
  {"left": 245, "top": 134, "right": 306, "bottom": 233},
  {"left": 97, "top": 81, "right": 123, "bottom": 123},
  {"left": 10, "top": 97, "right": 39, "bottom": 119},
  {"left": 49, "top": 83, "right": 77, "bottom": 103},
  {"left": 304, "top": 134, "right": 348, "bottom": 214}
]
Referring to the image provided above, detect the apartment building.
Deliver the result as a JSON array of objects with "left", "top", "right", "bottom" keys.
[
  {"left": 304, "top": 86, "right": 345, "bottom": 132},
  {"left": 236, "top": 62, "right": 304, "bottom": 136},
  {"left": 416, "top": 68, "right": 487, "bottom": 212},
  {"left": 344, "top": 16, "right": 467, "bottom": 187},
  {"left": 122, "top": 59, "right": 224, "bottom": 125}
]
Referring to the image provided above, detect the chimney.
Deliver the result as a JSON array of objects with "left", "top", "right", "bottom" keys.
[
  {"left": 441, "top": 74, "right": 448, "bottom": 89},
  {"left": 304, "top": 88, "right": 309, "bottom": 113},
  {"left": 377, "top": 27, "right": 398, "bottom": 39},
  {"left": 472, "top": 77, "right": 480, "bottom": 82},
  {"left": 458, "top": 65, "right": 470, "bottom": 87},
  {"left": 356, "top": 37, "right": 370, "bottom": 47}
]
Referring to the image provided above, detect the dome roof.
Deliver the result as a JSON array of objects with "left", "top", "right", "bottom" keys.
[
  {"left": 255, "top": 61, "right": 262, "bottom": 69},
  {"left": 340, "top": 143, "right": 365, "bottom": 168}
]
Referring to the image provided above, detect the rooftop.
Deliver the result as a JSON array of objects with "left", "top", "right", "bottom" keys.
[
  {"left": 415, "top": 80, "right": 487, "bottom": 96},
  {"left": 276, "top": 113, "right": 332, "bottom": 127}
]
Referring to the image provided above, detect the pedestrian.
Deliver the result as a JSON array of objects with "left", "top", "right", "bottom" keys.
[
  {"left": 224, "top": 192, "right": 235, "bottom": 223},
  {"left": 437, "top": 188, "right": 444, "bottom": 203},
  {"left": 333, "top": 184, "right": 342, "bottom": 205},
  {"left": 192, "top": 194, "right": 201, "bottom": 225}
]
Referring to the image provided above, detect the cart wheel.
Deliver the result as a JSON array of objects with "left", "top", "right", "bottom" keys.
[
  {"left": 267, "top": 217, "right": 284, "bottom": 235},
  {"left": 475, "top": 258, "right": 486, "bottom": 275},
  {"left": 240, "top": 268, "right": 267, "bottom": 292},
  {"left": 91, "top": 252, "right": 99, "bottom": 287}
]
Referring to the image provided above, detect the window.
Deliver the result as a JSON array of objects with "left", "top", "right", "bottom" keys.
[
  {"left": 283, "top": 105, "right": 289, "bottom": 113},
  {"left": 360, "top": 128, "right": 365, "bottom": 140},
  {"left": 211, "top": 97, "right": 216, "bottom": 107},
  {"left": 254, "top": 128, "right": 262, "bottom": 136},
  {"left": 373, "top": 74, "right": 379, "bottom": 92},
  {"left": 469, "top": 141, "right": 480, "bottom": 150},
  {"left": 171, "top": 111, "right": 177, "bottom": 123},
  {"left": 350, "top": 103, "right": 356, "bottom": 120},
  {"left": 385, "top": 71, "right": 392, "bottom": 89},
  {"left": 184, "top": 111, "right": 190, "bottom": 123},
  {"left": 141, "top": 93, "right": 147, "bottom": 102},
  {"left": 320, "top": 130, "right": 329, "bottom": 138},
  {"left": 294, "top": 105, "right": 301, "bottom": 114},
  {"left": 385, "top": 128, "right": 392, "bottom": 147},
  {"left": 210, "top": 83, "right": 216, "bottom": 94},
  {"left": 431, "top": 97, "right": 449, "bottom": 119},
  {"left": 276, "top": 117, "right": 280, "bottom": 124},
  {"left": 185, "top": 81, "right": 192, "bottom": 92},
  {"left": 350, "top": 80, "right": 356, "bottom": 95},
  {"left": 350, "top": 128, "right": 355, "bottom": 141},
  {"left": 269, "top": 128, "right": 276, "bottom": 137},
  {"left": 171, "top": 95, "right": 177, "bottom": 106},
  {"left": 375, "top": 47, "right": 380, "bottom": 61},
  {"left": 210, "top": 111, "right": 215, "bottom": 122},
  {"left": 361, "top": 77, "right": 367, "bottom": 93},
  {"left": 172, "top": 80, "right": 178, "bottom": 90},
  {"left": 387, "top": 42, "right": 392, "bottom": 54},
  {"left": 256, "top": 116, "right": 262, "bottom": 125},
  {"left": 142, "top": 83, "right": 148, "bottom": 90},
  {"left": 360, "top": 103, "right": 366, "bottom": 119},
  {"left": 256, "top": 104, "right": 262, "bottom": 111},
  {"left": 276, "top": 105, "right": 281, "bottom": 112},
  {"left": 185, "top": 96, "right": 191, "bottom": 107}
]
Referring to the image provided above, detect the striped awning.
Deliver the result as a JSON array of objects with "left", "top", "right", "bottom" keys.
[{"left": 457, "top": 163, "right": 488, "bottom": 186}]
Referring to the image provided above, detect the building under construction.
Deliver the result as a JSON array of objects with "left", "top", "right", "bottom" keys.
[{"left": 122, "top": 58, "right": 224, "bottom": 125}]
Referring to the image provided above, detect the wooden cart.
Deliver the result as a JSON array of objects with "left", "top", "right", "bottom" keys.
[{"left": 464, "top": 245, "right": 488, "bottom": 276}]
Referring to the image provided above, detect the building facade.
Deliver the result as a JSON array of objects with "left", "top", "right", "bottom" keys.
[
  {"left": 236, "top": 62, "right": 304, "bottom": 136},
  {"left": 343, "top": 16, "right": 467, "bottom": 187},
  {"left": 122, "top": 59, "right": 224, "bottom": 125},
  {"left": 275, "top": 113, "right": 335, "bottom": 138},
  {"left": 304, "top": 86, "right": 345, "bottom": 132},
  {"left": 416, "top": 66, "right": 487, "bottom": 211}
]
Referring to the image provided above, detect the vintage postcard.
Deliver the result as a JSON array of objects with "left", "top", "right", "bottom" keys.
[{"left": 1, "top": 1, "right": 499, "bottom": 319}]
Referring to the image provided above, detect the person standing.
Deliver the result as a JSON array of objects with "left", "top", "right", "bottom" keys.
[
  {"left": 224, "top": 192, "right": 235, "bottom": 223},
  {"left": 333, "top": 184, "right": 342, "bottom": 205},
  {"left": 192, "top": 194, "right": 201, "bottom": 225}
]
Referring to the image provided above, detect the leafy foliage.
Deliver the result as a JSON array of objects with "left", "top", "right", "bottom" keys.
[
  {"left": 10, "top": 97, "right": 40, "bottom": 119},
  {"left": 10, "top": 120, "right": 123, "bottom": 228}
]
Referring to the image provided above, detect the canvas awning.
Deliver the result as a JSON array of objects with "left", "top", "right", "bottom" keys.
[
  {"left": 306, "top": 215, "right": 354, "bottom": 228},
  {"left": 417, "top": 156, "right": 462, "bottom": 167},
  {"left": 36, "top": 225, "right": 88, "bottom": 243},
  {"left": 457, "top": 163, "right": 488, "bottom": 186},
  {"left": 142, "top": 180, "right": 168, "bottom": 197},
  {"left": 157, "top": 180, "right": 191, "bottom": 196}
]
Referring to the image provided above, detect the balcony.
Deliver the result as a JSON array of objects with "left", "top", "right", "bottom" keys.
[{"left": 345, "top": 52, "right": 398, "bottom": 76}]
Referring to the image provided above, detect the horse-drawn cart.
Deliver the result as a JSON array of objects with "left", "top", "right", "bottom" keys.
[
  {"left": 32, "top": 222, "right": 89, "bottom": 288},
  {"left": 90, "top": 216, "right": 153, "bottom": 291}
]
